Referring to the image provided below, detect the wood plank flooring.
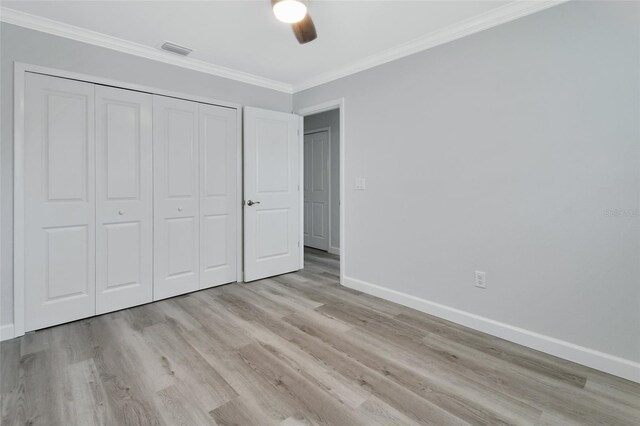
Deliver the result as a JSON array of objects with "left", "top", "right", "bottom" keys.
[{"left": 1, "top": 248, "right": 639, "bottom": 425}]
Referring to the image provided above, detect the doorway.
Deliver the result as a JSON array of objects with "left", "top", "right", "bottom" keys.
[
  {"left": 301, "top": 104, "right": 343, "bottom": 278},
  {"left": 242, "top": 99, "right": 345, "bottom": 286}
]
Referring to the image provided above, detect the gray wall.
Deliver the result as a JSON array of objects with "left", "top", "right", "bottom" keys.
[
  {"left": 304, "top": 109, "right": 340, "bottom": 251},
  {"left": 294, "top": 1, "right": 640, "bottom": 362},
  {"left": 0, "top": 22, "right": 292, "bottom": 326}
]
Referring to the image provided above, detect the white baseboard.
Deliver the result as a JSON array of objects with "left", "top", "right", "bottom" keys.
[
  {"left": 0, "top": 323, "right": 15, "bottom": 342},
  {"left": 343, "top": 275, "right": 640, "bottom": 383},
  {"left": 328, "top": 247, "right": 341, "bottom": 256}
]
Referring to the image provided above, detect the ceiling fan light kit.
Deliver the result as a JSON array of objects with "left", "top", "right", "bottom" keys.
[
  {"left": 273, "top": 0, "right": 307, "bottom": 24},
  {"left": 272, "top": 0, "right": 318, "bottom": 44}
]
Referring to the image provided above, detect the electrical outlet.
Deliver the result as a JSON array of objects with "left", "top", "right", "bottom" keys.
[{"left": 475, "top": 271, "right": 486, "bottom": 289}]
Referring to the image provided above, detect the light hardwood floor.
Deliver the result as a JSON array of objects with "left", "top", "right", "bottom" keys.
[{"left": 1, "top": 248, "right": 639, "bottom": 425}]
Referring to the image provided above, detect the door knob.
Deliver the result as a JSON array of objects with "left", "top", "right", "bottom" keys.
[
  {"left": 118, "top": 210, "right": 124, "bottom": 215},
  {"left": 178, "top": 207, "right": 183, "bottom": 212},
  {"left": 246, "top": 200, "right": 260, "bottom": 206}
]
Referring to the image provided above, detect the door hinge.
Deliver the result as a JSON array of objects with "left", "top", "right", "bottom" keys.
[{"left": 298, "top": 241, "right": 300, "bottom": 247}]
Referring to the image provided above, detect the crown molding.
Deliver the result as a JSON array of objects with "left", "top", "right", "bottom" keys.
[
  {"left": 0, "top": 7, "right": 294, "bottom": 94},
  {"left": 291, "top": 0, "right": 569, "bottom": 93},
  {"left": 1, "top": 2, "right": 569, "bottom": 95}
]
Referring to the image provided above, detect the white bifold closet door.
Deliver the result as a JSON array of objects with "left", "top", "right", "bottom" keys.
[
  {"left": 95, "top": 86, "right": 153, "bottom": 314},
  {"left": 23, "top": 73, "right": 238, "bottom": 331},
  {"left": 153, "top": 96, "right": 200, "bottom": 300},
  {"left": 24, "top": 73, "right": 96, "bottom": 331},
  {"left": 153, "top": 96, "right": 237, "bottom": 300},
  {"left": 199, "top": 104, "right": 238, "bottom": 288}
]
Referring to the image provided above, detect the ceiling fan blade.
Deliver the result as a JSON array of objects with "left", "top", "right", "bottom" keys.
[{"left": 292, "top": 14, "right": 317, "bottom": 44}]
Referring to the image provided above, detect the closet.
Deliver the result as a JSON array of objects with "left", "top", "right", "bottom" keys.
[{"left": 23, "top": 72, "right": 237, "bottom": 331}]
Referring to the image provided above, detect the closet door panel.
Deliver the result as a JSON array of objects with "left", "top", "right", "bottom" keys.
[
  {"left": 24, "top": 73, "right": 96, "bottom": 331},
  {"left": 154, "top": 95, "right": 200, "bottom": 300},
  {"left": 199, "top": 104, "right": 237, "bottom": 288},
  {"left": 95, "top": 86, "right": 153, "bottom": 314}
]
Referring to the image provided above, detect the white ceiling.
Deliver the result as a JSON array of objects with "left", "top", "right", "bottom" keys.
[{"left": 1, "top": 1, "right": 560, "bottom": 92}]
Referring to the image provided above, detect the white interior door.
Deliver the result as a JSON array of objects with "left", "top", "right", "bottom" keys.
[
  {"left": 153, "top": 95, "right": 200, "bottom": 300},
  {"left": 95, "top": 86, "right": 153, "bottom": 314},
  {"left": 244, "top": 107, "right": 301, "bottom": 282},
  {"left": 303, "top": 131, "right": 330, "bottom": 251},
  {"left": 24, "top": 73, "right": 96, "bottom": 331},
  {"left": 199, "top": 104, "right": 237, "bottom": 288}
]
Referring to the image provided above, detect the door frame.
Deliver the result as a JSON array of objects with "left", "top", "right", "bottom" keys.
[
  {"left": 296, "top": 99, "right": 345, "bottom": 285},
  {"left": 303, "top": 127, "right": 333, "bottom": 253},
  {"left": 12, "top": 62, "right": 243, "bottom": 338}
]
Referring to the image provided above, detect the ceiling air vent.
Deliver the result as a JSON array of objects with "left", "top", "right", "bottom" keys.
[{"left": 160, "top": 41, "right": 193, "bottom": 56}]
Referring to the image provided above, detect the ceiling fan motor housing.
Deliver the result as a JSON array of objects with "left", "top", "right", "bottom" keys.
[{"left": 272, "top": 0, "right": 318, "bottom": 44}]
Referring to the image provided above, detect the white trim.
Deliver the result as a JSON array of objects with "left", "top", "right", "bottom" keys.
[
  {"left": 13, "top": 62, "right": 244, "bottom": 338},
  {"left": 298, "top": 115, "right": 305, "bottom": 270},
  {"left": 236, "top": 107, "right": 244, "bottom": 283},
  {"left": 1, "top": 2, "right": 568, "bottom": 95},
  {"left": 15, "top": 62, "right": 241, "bottom": 110},
  {"left": 0, "top": 7, "right": 293, "bottom": 94},
  {"left": 0, "top": 324, "right": 15, "bottom": 342},
  {"left": 13, "top": 63, "right": 26, "bottom": 337},
  {"left": 236, "top": 108, "right": 244, "bottom": 283},
  {"left": 296, "top": 100, "right": 345, "bottom": 287},
  {"left": 303, "top": 127, "right": 332, "bottom": 253},
  {"left": 292, "top": 0, "right": 569, "bottom": 92},
  {"left": 343, "top": 275, "right": 640, "bottom": 383}
]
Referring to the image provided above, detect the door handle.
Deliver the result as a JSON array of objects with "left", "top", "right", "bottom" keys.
[{"left": 246, "top": 200, "right": 260, "bottom": 206}]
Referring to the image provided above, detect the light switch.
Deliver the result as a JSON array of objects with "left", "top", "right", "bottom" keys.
[{"left": 355, "top": 178, "right": 366, "bottom": 190}]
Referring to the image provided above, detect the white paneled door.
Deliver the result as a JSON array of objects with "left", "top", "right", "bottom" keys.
[
  {"left": 244, "top": 107, "right": 301, "bottom": 282},
  {"left": 95, "top": 86, "right": 153, "bottom": 314},
  {"left": 153, "top": 95, "right": 200, "bottom": 300},
  {"left": 199, "top": 104, "right": 238, "bottom": 288},
  {"left": 303, "top": 130, "right": 330, "bottom": 251},
  {"left": 24, "top": 73, "right": 96, "bottom": 331}
]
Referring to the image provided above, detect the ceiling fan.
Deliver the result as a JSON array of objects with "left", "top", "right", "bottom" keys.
[{"left": 272, "top": 0, "right": 317, "bottom": 44}]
